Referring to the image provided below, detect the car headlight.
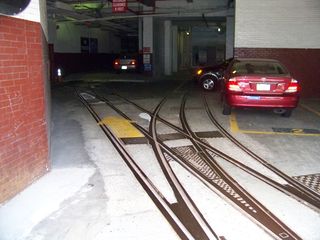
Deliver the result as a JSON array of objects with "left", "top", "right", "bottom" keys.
[{"left": 196, "top": 69, "right": 203, "bottom": 75}]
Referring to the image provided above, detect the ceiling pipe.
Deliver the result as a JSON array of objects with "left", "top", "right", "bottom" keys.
[
  {"left": 61, "top": 7, "right": 228, "bottom": 23},
  {"left": 202, "top": 13, "right": 208, "bottom": 27}
]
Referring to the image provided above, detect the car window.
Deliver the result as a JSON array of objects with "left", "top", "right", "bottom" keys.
[{"left": 231, "top": 61, "right": 289, "bottom": 75}]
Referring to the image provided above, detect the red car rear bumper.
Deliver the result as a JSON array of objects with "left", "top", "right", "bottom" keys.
[
  {"left": 114, "top": 64, "right": 137, "bottom": 70},
  {"left": 226, "top": 94, "right": 299, "bottom": 108}
]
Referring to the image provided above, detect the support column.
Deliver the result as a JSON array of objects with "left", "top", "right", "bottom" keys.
[
  {"left": 164, "top": 20, "right": 172, "bottom": 76},
  {"left": 138, "top": 18, "right": 143, "bottom": 51},
  {"left": 226, "top": 16, "right": 235, "bottom": 59},
  {"left": 172, "top": 25, "right": 178, "bottom": 73},
  {"left": 0, "top": 1, "right": 49, "bottom": 203},
  {"left": 142, "top": 16, "right": 153, "bottom": 74}
]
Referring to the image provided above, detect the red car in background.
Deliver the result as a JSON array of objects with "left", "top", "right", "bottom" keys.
[
  {"left": 221, "top": 58, "right": 300, "bottom": 117},
  {"left": 113, "top": 54, "right": 138, "bottom": 73}
]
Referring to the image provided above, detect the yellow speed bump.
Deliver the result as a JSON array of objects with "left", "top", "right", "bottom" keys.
[{"left": 99, "top": 116, "right": 144, "bottom": 138}]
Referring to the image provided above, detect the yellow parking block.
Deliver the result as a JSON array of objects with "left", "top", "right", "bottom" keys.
[{"left": 99, "top": 116, "right": 144, "bottom": 138}]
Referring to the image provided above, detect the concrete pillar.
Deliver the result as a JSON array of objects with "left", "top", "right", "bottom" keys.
[
  {"left": 142, "top": 16, "right": 153, "bottom": 73},
  {"left": 226, "top": 16, "right": 235, "bottom": 59},
  {"left": 138, "top": 18, "right": 143, "bottom": 52},
  {"left": 143, "top": 16, "right": 153, "bottom": 52},
  {"left": 164, "top": 20, "right": 172, "bottom": 76},
  {"left": 172, "top": 25, "right": 178, "bottom": 73}
]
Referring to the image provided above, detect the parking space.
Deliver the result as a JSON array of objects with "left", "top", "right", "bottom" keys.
[{"left": 229, "top": 100, "right": 320, "bottom": 136}]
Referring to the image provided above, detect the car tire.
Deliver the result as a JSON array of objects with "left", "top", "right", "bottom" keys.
[
  {"left": 281, "top": 109, "right": 292, "bottom": 117},
  {"left": 222, "top": 98, "right": 231, "bottom": 115},
  {"left": 223, "top": 105, "right": 231, "bottom": 115},
  {"left": 201, "top": 77, "right": 217, "bottom": 91}
]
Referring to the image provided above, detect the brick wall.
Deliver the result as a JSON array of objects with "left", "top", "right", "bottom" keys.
[
  {"left": 234, "top": 48, "right": 320, "bottom": 98},
  {"left": 0, "top": 16, "right": 49, "bottom": 204}
]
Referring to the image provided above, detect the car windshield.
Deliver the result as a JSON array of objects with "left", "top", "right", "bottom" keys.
[{"left": 231, "top": 61, "right": 289, "bottom": 75}]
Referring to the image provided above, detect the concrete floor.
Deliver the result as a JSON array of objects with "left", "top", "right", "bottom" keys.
[{"left": 0, "top": 74, "right": 319, "bottom": 240}]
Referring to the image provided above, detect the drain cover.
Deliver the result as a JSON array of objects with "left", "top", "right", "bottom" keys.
[{"left": 293, "top": 173, "right": 320, "bottom": 194}]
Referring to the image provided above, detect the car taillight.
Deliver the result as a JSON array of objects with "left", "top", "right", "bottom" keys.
[
  {"left": 285, "top": 79, "right": 300, "bottom": 93},
  {"left": 227, "top": 78, "right": 242, "bottom": 92},
  {"left": 130, "top": 60, "right": 136, "bottom": 65},
  {"left": 114, "top": 59, "right": 120, "bottom": 65}
]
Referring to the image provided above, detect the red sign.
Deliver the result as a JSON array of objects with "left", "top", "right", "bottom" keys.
[
  {"left": 112, "top": 0, "right": 127, "bottom": 13},
  {"left": 143, "top": 47, "right": 151, "bottom": 53}
]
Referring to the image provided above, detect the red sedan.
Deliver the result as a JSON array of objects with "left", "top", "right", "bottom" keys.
[
  {"left": 113, "top": 54, "right": 138, "bottom": 73},
  {"left": 221, "top": 58, "right": 300, "bottom": 117}
]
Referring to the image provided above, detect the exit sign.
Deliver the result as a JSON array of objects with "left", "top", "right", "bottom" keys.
[{"left": 112, "top": 0, "right": 127, "bottom": 13}]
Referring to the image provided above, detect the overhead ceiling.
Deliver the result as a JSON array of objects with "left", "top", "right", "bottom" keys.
[{"left": 46, "top": 0, "right": 234, "bottom": 36}]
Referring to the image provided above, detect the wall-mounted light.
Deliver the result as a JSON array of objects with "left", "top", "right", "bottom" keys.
[
  {"left": 57, "top": 68, "right": 62, "bottom": 77},
  {"left": 217, "top": 27, "right": 221, "bottom": 33},
  {"left": 186, "top": 31, "right": 190, "bottom": 36}
]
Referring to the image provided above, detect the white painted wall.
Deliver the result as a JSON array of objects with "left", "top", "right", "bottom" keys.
[
  {"left": 49, "top": 21, "right": 121, "bottom": 53},
  {"left": 235, "top": 0, "right": 320, "bottom": 48}
]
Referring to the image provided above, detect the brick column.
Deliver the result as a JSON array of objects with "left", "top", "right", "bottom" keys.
[{"left": 0, "top": 15, "right": 49, "bottom": 203}]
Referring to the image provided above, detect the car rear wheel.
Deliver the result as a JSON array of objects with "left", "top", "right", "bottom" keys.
[
  {"left": 201, "top": 77, "right": 217, "bottom": 91},
  {"left": 281, "top": 109, "right": 292, "bottom": 117},
  {"left": 222, "top": 98, "right": 231, "bottom": 115},
  {"left": 223, "top": 105, "right": 231, "bottom": 115}
]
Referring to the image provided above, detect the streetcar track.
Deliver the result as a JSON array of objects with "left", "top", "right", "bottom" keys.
[
  {"left": 180, "top": 93, "right": 301, "bottom": 240},
  {"left": 76, "top": 89, "right": 197, "bottom": 240},
  {"left": 112, "top": 90, "right": 320, "bottom": 211},
  {"left": 77, "top": 88, "right": 220, "bottom": 240},
  {"left": 93, "top": 89, "right": 300, "bottom": 238},
  {"left": 149, "top": 96, "right": 219, "bottom": 240},
  {"left": 77, "top": 86, "right": 317, "bottom": 239},
  {"left": 201, "top": 93, "right": 320, "bottom": 210}
]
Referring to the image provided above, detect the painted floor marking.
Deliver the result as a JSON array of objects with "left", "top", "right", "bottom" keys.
[
  {"left": 300, "top": 103, "right": 320, "bottom": 117},
  {"left": 229, "top": 112, "right": 320, "bottom": 136},
  {"left": 99, "top": 116, "right": 144, "bottom": 138},
  {"left": 229, "top": 113, "right": 240, "bottom": 133}
]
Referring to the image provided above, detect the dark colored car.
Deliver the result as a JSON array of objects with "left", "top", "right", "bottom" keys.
[
  {"left": 194, "top": 58, "right": 233, "bottom": 91},
  {"left": 221, "top": 58, "right": 300, "bottom": 117},
  {"left": 113, "top": 54, "right": 138, "bottom": 73}
]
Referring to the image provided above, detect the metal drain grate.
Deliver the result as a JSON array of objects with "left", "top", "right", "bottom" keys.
[
  {"left": 293, "top": 173, "right": 320, "bottom": 194},
  {"left": 171, "top": 145, "right": 258, "bottom": 214},
  {"left": 172, "top": 146, "right": 220, "bottom": 181}
]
